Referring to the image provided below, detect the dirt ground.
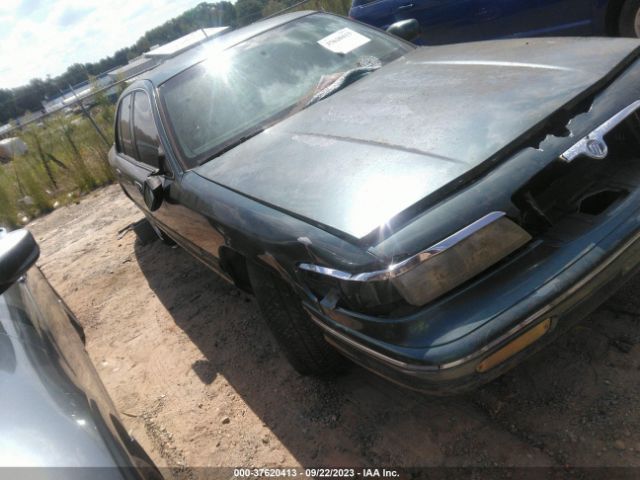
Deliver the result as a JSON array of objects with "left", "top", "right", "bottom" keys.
[{"left": 27, "top": 185, "right": 640, "bottom": 476}]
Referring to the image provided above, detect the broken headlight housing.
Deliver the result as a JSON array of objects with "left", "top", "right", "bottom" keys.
[{"left": 298, "top": 212, "right": 531, "bottom": 311}]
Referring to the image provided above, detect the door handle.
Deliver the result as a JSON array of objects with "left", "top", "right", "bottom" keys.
[
  {"left": 134, "top": 180, "right": 143, "bottom": 193},
  {"left": 397, "top": 3, "right": 414, "bottom": 10}
]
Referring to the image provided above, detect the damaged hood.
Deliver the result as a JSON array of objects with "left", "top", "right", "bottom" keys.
[{"left": 195, "top": 37, "right": 640, "bottom": 239}]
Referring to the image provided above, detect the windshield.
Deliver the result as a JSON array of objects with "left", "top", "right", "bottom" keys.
[{"left": 159, "top": 14, "right": 412, "bottom": 168}]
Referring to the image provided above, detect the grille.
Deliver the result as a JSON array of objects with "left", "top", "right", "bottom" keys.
[{"left": 513, "top": 105, "right": 640, "bottom": 240}]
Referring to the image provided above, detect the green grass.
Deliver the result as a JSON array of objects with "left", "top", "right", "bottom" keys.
[{"left": 0, "top": 105, "right": 115, "bottom": 228}]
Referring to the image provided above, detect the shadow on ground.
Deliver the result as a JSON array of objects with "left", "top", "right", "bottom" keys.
[{"left": 134, "top": 237, "right": 640, "bottom": 469}]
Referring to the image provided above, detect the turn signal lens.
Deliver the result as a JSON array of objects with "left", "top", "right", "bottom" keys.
[{"left": 476, "top": 318, "right": 552, "bottom": 373}]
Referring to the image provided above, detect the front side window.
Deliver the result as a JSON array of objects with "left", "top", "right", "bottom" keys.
[
  {"left": 117, "top": 94, "right": 135, "bottom": 158},
  {"left": 159, "top": 14, "right": 412, "bottom": 168},
  {"left": 132, "top": 91, "right": 161, "bottom": 168}
]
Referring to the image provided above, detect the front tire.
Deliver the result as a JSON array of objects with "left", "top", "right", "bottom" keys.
[
  {"left": 619, "top": 0, "right": 640, "bottom": 37},
  {"left": 247, "top": 262, "right": 346, "bottom": 375}
]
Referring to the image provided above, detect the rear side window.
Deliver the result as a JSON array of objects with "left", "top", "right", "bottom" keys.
[
  {"left": 117, "top": 94, "right": 135, "bottom": 157},
  {"left": 132, "top": 91, "right": 160, "bottom": 168}
]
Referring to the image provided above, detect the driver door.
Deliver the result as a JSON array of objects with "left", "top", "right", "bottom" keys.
[{"left": 470, "top": 0, "right": 594, "bottom": 38}]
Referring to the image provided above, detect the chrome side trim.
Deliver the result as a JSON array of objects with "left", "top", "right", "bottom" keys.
[
  {"left": 298, "top": 211, "right": 506, "bottom": 282},
  {"left": 561, "top": 99, "right": 640, "bottom": 162},
  {"left": 309, "top": 313, "right": 440, "bottom": 371},
  {"left": 309, "top": 225, "right": 640, "bottom": 373}
]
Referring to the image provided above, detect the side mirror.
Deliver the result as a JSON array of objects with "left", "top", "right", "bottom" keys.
[
  {"left": 0, "top": 228, "right": 40, "bottom": 294},
  {"left": 143, "top": 175, "right": 164, "bottom": 212},
  {"left": 386, "top": 19, "right": 420, "bottom": 42}
]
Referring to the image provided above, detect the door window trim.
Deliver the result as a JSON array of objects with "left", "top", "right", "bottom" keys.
[
  {"left": 115, "top": 93, "right": 135, "bottom": 157},
  {"left": 116, "top": 86, "right": 175, "bottom": 178}
]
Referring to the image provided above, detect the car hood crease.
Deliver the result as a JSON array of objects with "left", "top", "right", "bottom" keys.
[{"left": 195, "top": 37, "right": 640, "bottom": 240}]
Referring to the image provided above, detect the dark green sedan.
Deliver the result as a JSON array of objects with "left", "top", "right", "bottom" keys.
[{"left": 110, "top": 11, "right": 640, "bottom": 393}]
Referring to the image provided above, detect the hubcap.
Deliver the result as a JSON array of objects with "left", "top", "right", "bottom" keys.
[{"left": 635, "top": 9, "right": 640, "bottom": 37}]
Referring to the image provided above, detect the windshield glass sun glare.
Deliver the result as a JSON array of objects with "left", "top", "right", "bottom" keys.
[{"left": 159, "top": 14, "right": 412, "bottom": 168}]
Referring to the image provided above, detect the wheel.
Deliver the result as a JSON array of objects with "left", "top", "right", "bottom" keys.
[
  {"left": 247, "top": 262, "right": 347, "bottom": 375},
  {"left": 619, "top": 0, "right": 640, "bottom": 37}
]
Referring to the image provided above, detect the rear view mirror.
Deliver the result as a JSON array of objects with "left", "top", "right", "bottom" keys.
[
  {"left": 386, "top": 19, "right": 420, "bottom": 42},
  {"left": 143, "top": 175, "right": 164, "bottom": 212},
  {"left": 0, "top": 228, "right": 40, "bottom": 294}
]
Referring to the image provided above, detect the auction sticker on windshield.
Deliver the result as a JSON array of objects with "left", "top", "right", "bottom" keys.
[{"left": 318, "top": 28, "right": 370, "bottom": 54}]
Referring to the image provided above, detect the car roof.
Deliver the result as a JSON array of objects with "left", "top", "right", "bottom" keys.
[{"left": 137, "top": 10, "right": 316, "bottom": 88}]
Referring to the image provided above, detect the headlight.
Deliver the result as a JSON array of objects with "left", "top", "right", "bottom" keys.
[{"left": 298, "top": 212, "right": 531, "bottom": 309}]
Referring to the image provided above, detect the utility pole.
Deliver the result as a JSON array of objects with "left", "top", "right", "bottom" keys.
[{"left": 67, "top": 83, "right": 110, "bottom": 147}]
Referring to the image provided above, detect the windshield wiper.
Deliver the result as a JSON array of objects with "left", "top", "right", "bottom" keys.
[
  {"left": 303, "top": 57, "right": 382, "bottom": 109},
  {"left": 199, "top": 128, "right": 265, "bottom": 165}
]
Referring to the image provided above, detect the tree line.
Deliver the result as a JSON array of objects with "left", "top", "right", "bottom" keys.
[{"left": 0, "top": 0, "right": 310, "bottom": 125}]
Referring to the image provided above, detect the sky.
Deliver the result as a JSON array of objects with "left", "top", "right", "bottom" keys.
[{"left": 0, "top": 0, "right": 204, "bottom": 90}]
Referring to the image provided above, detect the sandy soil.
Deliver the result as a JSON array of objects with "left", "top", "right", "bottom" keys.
[{"left": 27, "top": 184, "right": 640, "bottom": 477}]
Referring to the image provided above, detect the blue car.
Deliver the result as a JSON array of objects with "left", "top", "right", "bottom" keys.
[{"left": 349, "top": 0, "right": 640, "bottom": 44}]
